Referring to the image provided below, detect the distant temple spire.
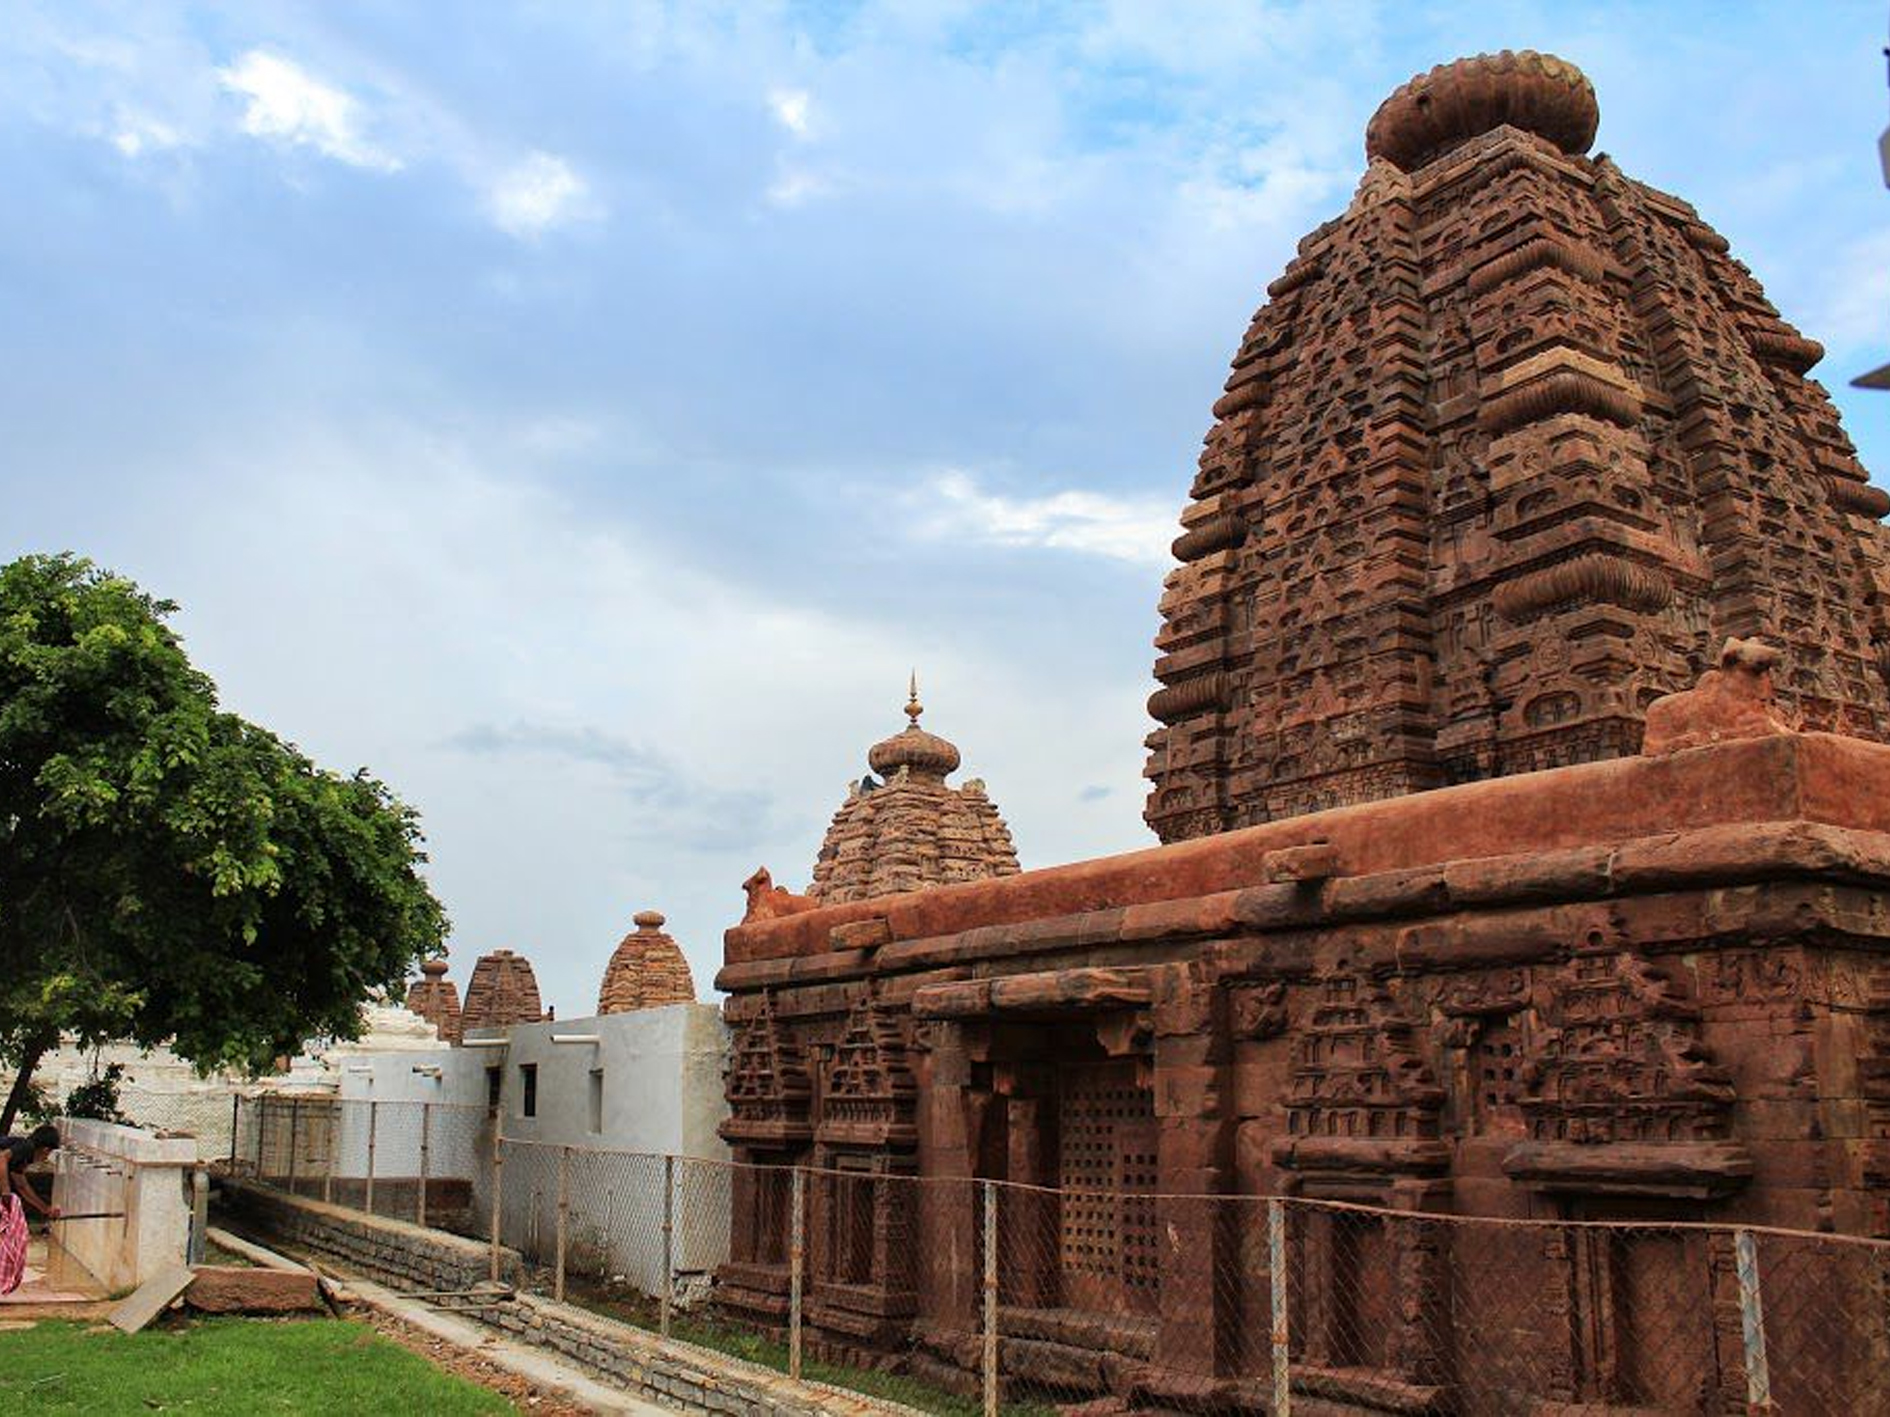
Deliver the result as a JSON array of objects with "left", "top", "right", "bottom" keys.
[{"left": 808, "top": 680, "right": 1019, "bottom": 903}]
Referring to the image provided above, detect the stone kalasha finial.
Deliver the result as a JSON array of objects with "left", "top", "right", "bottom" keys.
[
  {"left": 421, "top": 958, "right": 449, "bottom": 978},
  {"left": 1365, "top": 50, "right": 1598, "bottom": 172},
  {"left": 634, "top": 909, "right": 666, "bottom": 931},
  {"left": 1641, "top": 638, "right": 1795, "bottom": 755},
  {"left": 868, "top": 674, "right": 962, "bottom": 779}
]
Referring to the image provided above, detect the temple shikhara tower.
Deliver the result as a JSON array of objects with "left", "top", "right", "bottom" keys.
[
  {"left": 597, "top": 910, "right": 696, "bottom": 1013},
  {"left": 1145, "top": 51, "right": 1890, "bottom": 840},
  {"left": 459, "top": 948, "right": 550, "bottom": 1033},
  {"left": 808, "top": 682, "right": 1019, "bottom": 904},
  {"left": 717, "top": 53, "right": 1890, "bottom": 1411},
  {"left": 405, "top": 957, "right": 463, "bottom": 1043}
]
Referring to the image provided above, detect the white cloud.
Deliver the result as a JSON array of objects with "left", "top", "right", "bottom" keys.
[
  {"left": 217, "top": 49, "right": 400, "bottom": 172},
  {"left": 766, "top": 168, "right": 834, "bottom": 207},
  {"left": 916, "top": 471, "right": 1174, "bottom": 567},
  {"left": 769, "top": 87, "right": 812, "bottom": 138},
  {"left": 39, "top": 412, "right": 1149, "bottom": 1012},
  {"left": 484, "top": 151, "right": 594, "bottom": 238},
  {"left": 110, "top": 110, "right": 183, "bottom": 158}
]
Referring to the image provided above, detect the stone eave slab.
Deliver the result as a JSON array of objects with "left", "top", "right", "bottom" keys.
[{"left": 720, "top": 732, "right": 1890, "bottom": 978}]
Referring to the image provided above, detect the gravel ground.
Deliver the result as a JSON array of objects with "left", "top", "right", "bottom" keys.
[{"left": 349, "top": 1302, "right": 600, "bottom": 1416}]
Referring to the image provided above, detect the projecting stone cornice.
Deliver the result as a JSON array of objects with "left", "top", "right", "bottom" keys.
[{"left": 719, "top": 730, "right": 1890, "bottom": 981}]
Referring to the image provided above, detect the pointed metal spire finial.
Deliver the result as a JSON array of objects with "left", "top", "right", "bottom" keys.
[{"left": 905, "top": 670, "right": 923, "bottom": 726}]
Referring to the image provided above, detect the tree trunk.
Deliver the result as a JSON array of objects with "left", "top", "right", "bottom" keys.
[{"left": 0, "top": 1034, "right": 54, "bottom": 1134}]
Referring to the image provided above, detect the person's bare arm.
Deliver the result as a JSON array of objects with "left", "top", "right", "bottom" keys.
[
  {"left": 3, "top": 1154, "right": 56, "bottom": 1220},
  {"left": 12, "top": 1169, "right": 55, "bottom": 1219}
]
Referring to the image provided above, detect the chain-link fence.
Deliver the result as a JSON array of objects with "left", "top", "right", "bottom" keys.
[
  {"left": 230, "top": 1094, "right": 490, "bottom": 1232},
  {"left": 229, "top": 1097, "right": 1890, "bottom": 1414},
  {"left": 97, "top": 1087, "right": 239, "bottom": 1160}
]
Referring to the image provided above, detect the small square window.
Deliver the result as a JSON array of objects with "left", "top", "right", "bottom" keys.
[
  {"left": 486, "top": 1067, "right": 502, "bottom": 1110},
  {"left": 519, "top": 1063, "right": 538, "bottom": 1118}
]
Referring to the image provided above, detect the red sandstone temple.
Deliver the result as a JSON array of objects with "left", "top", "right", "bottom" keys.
[{"left": 715, "top": 52, "right": 1890, "bottom": 1411}]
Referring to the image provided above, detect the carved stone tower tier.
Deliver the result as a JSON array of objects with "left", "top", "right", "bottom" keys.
[{"left": 1145, "top": 50, "right": 1890, "bottom": 842}]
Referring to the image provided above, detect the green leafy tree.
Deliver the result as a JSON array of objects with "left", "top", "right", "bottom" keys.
[
  {"left": 63, "top": 1062, "right": 128, "bottom": 1123},
  {"left": 0, "top": 553, "right": 448, "bottom": 1129}
]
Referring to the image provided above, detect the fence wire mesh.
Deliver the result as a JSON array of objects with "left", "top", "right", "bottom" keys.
[
  {"left": 231, "top": 1097, "right": 1890, "bottom": 1415},
  {"left": 230, "top": 1095, "right": 490, "bottom": 1230}
]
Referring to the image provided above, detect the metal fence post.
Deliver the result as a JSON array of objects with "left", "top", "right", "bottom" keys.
[
  {"left": 228, "top": 1095, "right": 241, "bottom": 1171},
  {"left": 287, "top": 1096, "right": 302, "bottom": 1194},
  {"left": 661, "top": 1154, "right": 675, "bottom": 1339},
  {"left": 789, "top": 1167, "right": 805, "bottom": 1381},
  {"left": 1734, "top": 1228, "right": 1773, "bottom": 1411},
  {"left": 1270, "top": 1198, "right": 1291, "bottom": 1417},
  {"left": 489, "top": 1137, "right": 505, "bottom": 1283},
  {"left": 983, "top": 1179, "right": 999, "bottom": 1417},
  {"left": 365, "top": 1100, "right": 379, "bottom": 1215},
  {"left": 418, "top": 1103, "right": 432, "bottom": 1228},
  {"left": 322, "top": 1101, "right": 336, "bottom": 1205},
  {"left": 188, "top": 1169, "right": 208, "bottom": 1264},
  {"left": 555, "top": 1145, "right": 570, "bottom": 1303},
  {"left": 254, "top": 1096, "right": 265, "bottom": 1179}
]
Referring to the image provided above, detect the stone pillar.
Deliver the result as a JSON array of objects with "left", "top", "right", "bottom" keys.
[
  {"left": 917, "top": 1021, "right": 980, "bottom": 1327},
  {"left": 1154, "top": 964, "right": 1236, "bottom": 1382}
]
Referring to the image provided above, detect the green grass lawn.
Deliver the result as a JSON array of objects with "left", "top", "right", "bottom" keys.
[{"left": 0, "top": 1317, "right": 513, "bottom": 1415}]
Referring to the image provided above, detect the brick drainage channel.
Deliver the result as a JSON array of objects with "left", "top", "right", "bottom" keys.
[{"left": 216, "top": 1179, "right": 920, "bottom": 1417}]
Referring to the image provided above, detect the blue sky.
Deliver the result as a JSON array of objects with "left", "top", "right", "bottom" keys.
[{"left": 5, "top": 1, "right": 1887, "bottom": 1019}]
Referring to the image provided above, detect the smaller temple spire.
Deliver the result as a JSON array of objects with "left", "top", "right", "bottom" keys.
[
  {"left": 812, "top": 676, "right": 1020, "bottom": 903},
  {"left": 598, "top": 909, "right": 696, "bottom": 1014}
]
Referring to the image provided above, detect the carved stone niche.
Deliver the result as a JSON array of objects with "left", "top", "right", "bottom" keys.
[
  {"left": 1433, "top": 967, "right": 1533, "bottom": 1137},
  {"left": 1857, "top": 965, "right": 1890, "bottom": 1195},
  {"left": 806, "top": 994, "right": 922, "bottom": 1343},
  {"left": 816, "top": 993, "right": 917, "bottom": 1151},
  {"left": 1502, "top": 948, "right": 1753, "bottom": 1199},
  {"left": 720, "top": 992, "right": 813, "bottom": 1149},
  {"left": 1271, "top": 951, "right": 1450, "bottom": 1198}
]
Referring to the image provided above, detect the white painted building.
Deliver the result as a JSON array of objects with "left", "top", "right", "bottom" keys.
[{"left": 303, "top": 1003, "right": 733, "bottom": 1296}]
